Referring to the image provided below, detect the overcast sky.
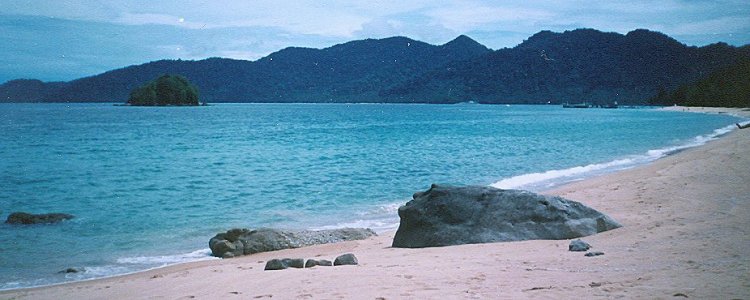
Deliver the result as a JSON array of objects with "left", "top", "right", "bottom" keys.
[{"left": 1, "top": 0, "right": 749, "bottom": 82}]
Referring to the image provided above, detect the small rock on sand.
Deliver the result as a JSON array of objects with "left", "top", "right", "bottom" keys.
[
  {"left": 569, "top": 239, "right": 591, "bottom": 252},
  {"left": 304, "top": 259, "right": 332, "bottom": 268},
  {"left": 333, "top": 253, "right": 358, "bottom": 266},
  {"left": 264, "top": 259, "right": 287, "bottom": 271},
  {"left": 284, "top": 258, "right": 304, "bottom": 268}
]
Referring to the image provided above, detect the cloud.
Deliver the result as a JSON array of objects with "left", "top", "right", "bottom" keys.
[
  {"left": 116, "top": 13, "right": 189, "bottom": 27},
  {"left": 665, "top": 16, "right": 750, "bottom": 35},
  {"left": 353, "top": 14, "right": 457, "bottom": 44},
  {"left": 426, "top": 3, "right": 554, "bottom": 33},
  {"left": 0, "top": 14, "right": 353, "bottom": 82},
  {"left": 1, "top": 0, "right": 749, "bottom": 82}
]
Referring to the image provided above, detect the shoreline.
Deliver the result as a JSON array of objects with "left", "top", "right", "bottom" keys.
[
  {"left": 659, "top": 105, "right": 750, "bottom": 118},
  {"left": 2, "top": 107, "right": 749, "bottom": 299}
]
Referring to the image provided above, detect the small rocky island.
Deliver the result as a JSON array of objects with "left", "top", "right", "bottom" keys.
[{"left": 126, "top": 74, "right": 200, "bottom": 106}]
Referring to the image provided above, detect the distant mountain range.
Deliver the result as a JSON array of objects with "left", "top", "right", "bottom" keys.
[{"left": 2, "top": 28, "right": 748, "bottom": 105}]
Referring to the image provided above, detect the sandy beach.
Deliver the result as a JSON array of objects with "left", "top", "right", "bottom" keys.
[{"left": 2, "top": 107, "right": 748, "bottom": 299}]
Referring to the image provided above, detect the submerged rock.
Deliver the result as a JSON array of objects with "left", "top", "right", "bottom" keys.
[
  {"left": 585, "top": 251, "right": 605, "bottom": 257},
  {"left": 58, "top": 268, "right": 82, "bottom": 274},
  {"left": 392, "top": 184, "right": 621, "bottom": 248},
  {"left": 6, "top": 212, "right": 75, "bottom": 225},
  {"left": 209, "top": 228, "right": 376, "bottom": 258},
  {"left": 569, "top": 239, "right": 592, "bottom": 252}
]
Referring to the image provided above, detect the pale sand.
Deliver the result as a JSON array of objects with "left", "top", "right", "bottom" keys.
[{"left": 3, "top": 108, "right": 749, "bottom": 299}]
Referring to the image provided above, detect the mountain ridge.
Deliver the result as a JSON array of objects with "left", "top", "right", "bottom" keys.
[{"left": 1, "top": 29, "right": 747, "bottom": 105}]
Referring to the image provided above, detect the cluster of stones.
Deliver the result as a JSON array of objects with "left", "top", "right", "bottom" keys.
[{"left": 264, "top": 253, "right": 358, "bottom": 271}]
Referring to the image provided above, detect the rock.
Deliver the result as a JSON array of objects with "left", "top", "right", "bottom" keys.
[
  {"left": 305, "top": 259, "right": 319, "bottom": 268},
  {"left": 209, "top": 227, "right": 376, "bottom": 258},
  {"left": 304, "top": 259, "right": 333, "bottom": 268},
  {"left": 569, "top": 239, "right": 591, "bottom": 252},
  {"left": 58, "top": 268, "right": 81, "bottom": 274},
  {"left": 333, "top": 253, "right": 358, "bottom": 266},
  {"left": 284, "top": 258, "right": 305, "bottom": 269},
  {"left": 6, "top": 212, "right": 75, "bottom": 225},
  {"left": 210, "top": 240, "right": 239, "bottom": 258},
  {"left": 392, "top": 184, "right": 621, "bottom": 248},
  {"left": 585, "top": 251, "right": 605, "bottom": 257},
  {"left": 673, "top": 292, "right": 689, "bottom": 298},
  {"left": 264, "top": 259, "right": 287, "bottom": 271},
  {"left": 265, "top": 258, "right": 304, "bottom": 270}
]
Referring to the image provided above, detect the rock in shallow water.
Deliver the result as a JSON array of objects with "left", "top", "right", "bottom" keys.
[
  {"left": 209, "top": 228, "right": 376, "bottom": 258},
  {"left": 58, "top": 268, "right": 82, "bottom": 274},
  {"left": 392, "top": 184, "right": 621, "bottom": 248},
  {"left": 6, "top": 212, "right": 75, "bottom": 225}
]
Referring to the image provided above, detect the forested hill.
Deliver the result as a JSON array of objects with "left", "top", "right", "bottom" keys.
[
  {"left": 0, "top": 35, "right": 489, "bottom": 103},
  {"left": 649, "top": 58, "right": 750, "bottom": 107},
  {"left": 382, "top": 29, "right": 750, "bottom": 105},
  {"left": 2, "top": 29, "right": 748, "bottom": 105}
]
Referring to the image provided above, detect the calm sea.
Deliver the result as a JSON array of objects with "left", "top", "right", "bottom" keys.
[{"left": 0, "top": 103, "right": 741, "bottom": 289}]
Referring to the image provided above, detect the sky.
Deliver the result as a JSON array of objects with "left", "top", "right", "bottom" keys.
[{"left": 1, "top": 0, "right": 749, "bottom": 83}]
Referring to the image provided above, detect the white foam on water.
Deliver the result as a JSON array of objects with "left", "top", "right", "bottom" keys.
[
  {"left": 492, "top": 124, "right": 736, "bottom": 191},
  {"left": 116, "top": 248, "right": 217, "bottom": 265},
  {"left": 491, "top": 158, "right": 640, "bottom": 190},
  {"left": 310, "top": 218, "right": 400, "bottom": 233},
  {"left": 310, "top": 201, "right": 404, "bottom": 233},
  {"left": 0, "top": 249, "right": 218, "bottom": 291}
]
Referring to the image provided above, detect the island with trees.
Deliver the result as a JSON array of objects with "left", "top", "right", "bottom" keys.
[{"left": 127, "top": 74, "right": 201, "bottom": 106}]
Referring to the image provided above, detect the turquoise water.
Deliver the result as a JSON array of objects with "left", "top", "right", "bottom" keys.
[{"left": 0, "top": 103, "right": 741, "bottom": 289}]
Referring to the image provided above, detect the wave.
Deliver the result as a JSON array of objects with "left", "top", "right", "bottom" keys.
[
  {"left": 492, "top": 123, "right": 736, "bottom": 191},
  {"left": 116, "top": 248, "right": 217, "bottom": 265},
  {"left": 3, "top": 123, "right": 737, "bottom": 292},
  {"left": 310, "top": 202, "right": 403, "bottom": 233},
  {"left": 311, "top": 123, "right": 735, "bottom": 231},
  {"left": 0, "top": 249, "right": 218, "bottom": 291}
]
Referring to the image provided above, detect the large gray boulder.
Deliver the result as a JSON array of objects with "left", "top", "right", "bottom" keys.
[
  {"left": 392, "top": 184, "right": 621, "bottom": 248},
  {"left": 6, "top": 212, "right": 74, "bottom": 225},
  {"left": 209, "top": 227, "right": 376, "bottom": 258}
]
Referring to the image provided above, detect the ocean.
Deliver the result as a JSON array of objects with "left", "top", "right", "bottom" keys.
[{"left": 0, "top": 103, "right": 741, "bottom": 289}]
